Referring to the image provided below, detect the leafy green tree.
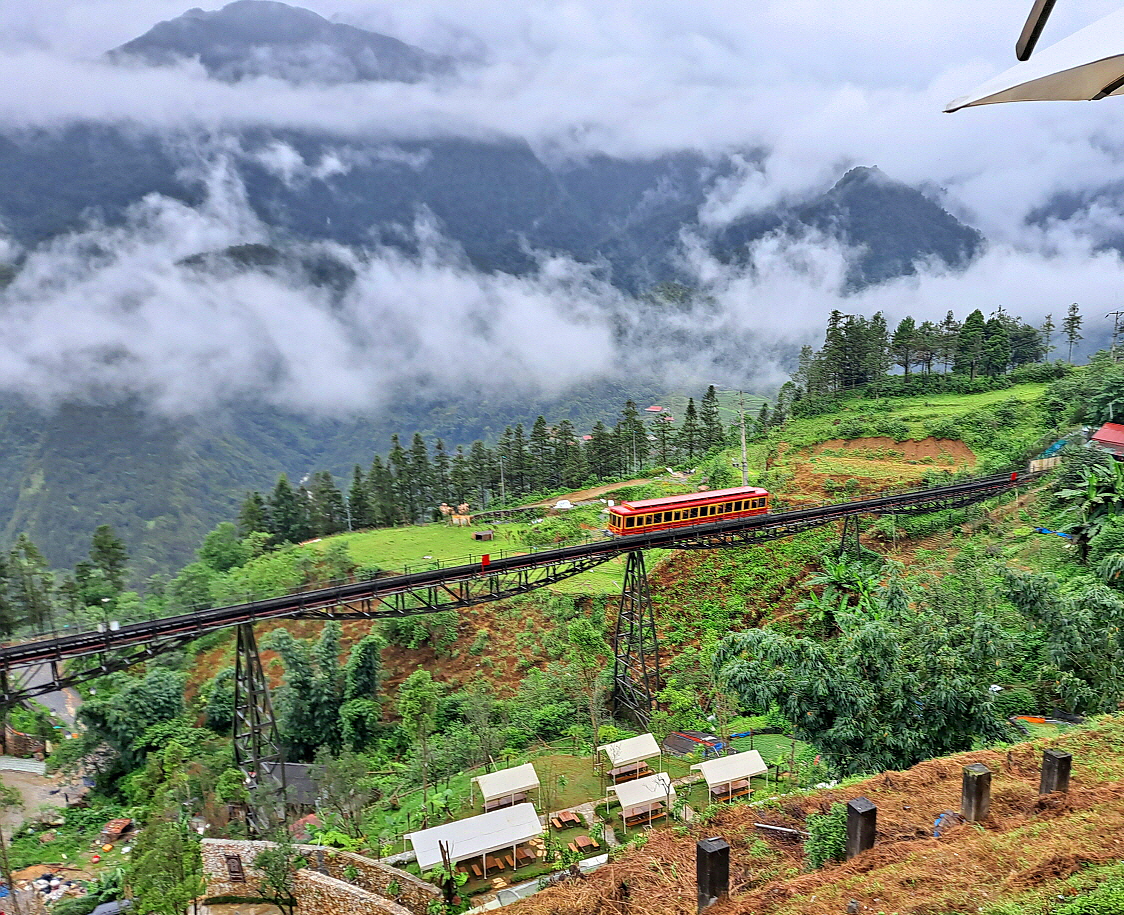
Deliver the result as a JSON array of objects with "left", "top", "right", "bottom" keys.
[
  {"left": 205, "top": 667, "right": 236, "bottom": 734},
  {"left": 80, "top": 668, "right": 186, "bottom": 768},
  {"left": 714, "top": 594, "right": 1007, "bottom": 775},
  {"left": 982, "top": 315, "right": 1012, "bottom": 376},
  {"left": 563, "top": 618, "right": 611, "bottom": 772},
  {"left": 313, "top": 747, "right": 379, "bottom": 838},
  {"left": 166, "top": 561, "right": 217, "bottom": 613},
  {"left": 89, "top": 524, "right": 129, "bottom": 593},
  {"left": 1004, "top": 570, "right": 1124, "bottom": 712},
  {"left": 9, "top": 533, "right": 54, "bottom": 632},
  {"left": 198, "top": 522, "right": 249, "bottom": 573},
  {"left": 397, "top": 669, "right": 443, "bottom": 819},
  {"left": 266, "top": 623, "right": 346, "bottom": 759},
  {"left": 127, "top": 815, "right": 206, "bottom": 915},
  {"left": 250, "top": 832, "right": 305, "bottom": 915},
  {"left": 938, "top": 310, "right": 961, "bottom": 372},
  {"left": 1041, "top": 313, "right": 1056, "bottom": 360}
]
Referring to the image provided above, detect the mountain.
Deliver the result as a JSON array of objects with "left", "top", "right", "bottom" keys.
[
  {"left": 107, "top": 0, "right": 453, "bottom": 85},
  {"left": 716, "top": 166, "right": 984, "bottom": 288}
]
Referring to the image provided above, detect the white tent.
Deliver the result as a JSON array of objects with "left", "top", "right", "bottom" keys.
[
  {"left": 947, "top": 7, "right": 1124, "bottom": 111},
  {"left": 407, "top": 803, "right": 543, "bottom": 873},
  {"left": 472, "top": 763, "right": 540, "bottom": 810},
  {"left": 600, "top": 733, "right": 660, "bottom": 769},
  {"left": 608, "top": 772, "right": 676, "bottom": 827},
  {"left": 691, "top": 750, "right": 766, "bottom": 799}
]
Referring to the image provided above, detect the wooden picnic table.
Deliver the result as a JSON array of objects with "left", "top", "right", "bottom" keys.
[
  {"left": 550, "top": 810, "right": 582, "bottom": 829},
  {"left": 710, "top": 778, "right": 751, "bottom": 802}
]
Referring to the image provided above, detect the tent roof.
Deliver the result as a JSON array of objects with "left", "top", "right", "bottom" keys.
[
  {"left": 690, "top": 750, "right": 767, "bottom": 786},
  {"left": 407, "top": 803, "right": 543, "bottom": 871},
  {"left": 608, "top": 772, "right": 676, "bottom": 812},
  {"left": 946, "top": 6, "right": 1124, "bottom": 111},
  {"left": 472, "top": 763, "right": 540, "bottom": 802},
  {"left": 600, "top": 733, "right": 661, "bottom": 768}
]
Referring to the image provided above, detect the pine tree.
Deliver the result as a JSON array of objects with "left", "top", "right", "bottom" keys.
[
  {"left": 387, "top": 435, "right": 414, "bottom": 522},
  {"left": 308, "top": 471, "right": 347, "bottom": 536},
  {"left": 348, "top": 466, "right": 372, "bottom": 530},
  {"left": 1064, "top": 302, "right": 1084, "bottom": 363},
  {"left": 368, "top": 455, "right": 398, "bottom": 526},
  {"left": 450, "top": 445, "right": 472, "bottom": 506},
  {"left": 432, "top": 439, "right": 452, "bottom": 503},
  {"left": 700, "top": 386, "right": 724, "bottom": 451},
  {"left": 678, "top": 398, "right": 703, "bottom": 463},
  {"left": 237, "top": 491, "right": 268, "bottom": 537},
  {"left": 915, "top": 321, "right": 939, "bottom": 374},
  {"left": 554, "top": 420, "right": 587, "bottom": 488},
  {"left": 587, "top": 422, "right": 616, "bottom": 480},
  {"left": 982, "top": 315, "right": 1012, "bottom": 376},
  {"left": 89, "top": 524, "right": 129, "bottom": 593},
  {"left": 268, "top": 474, "right": 309, "bottom": 544},
  {"left": 616, "top": 401, "right": 649, "bottom": 475},
  {"left": 528, "top": 416, "right": 553, "bottom": 492},
  {"left": 1041, "top": 313, "right": 1056, "bottom": 360},
  {"left": 469, "top": 441, "right": 494, "bottom": 507},
  {"left": 891, "top": 316, "right": 918, "bottom": 376},
  {"left": 955, "top": 309, "right": 986, "bottom": 379},
  {"left": 939, "top": 310, "right": 961, "bottom": 373},
  {"left": 650, "top": 414, "right": 675, "bottom": 466},
  {"left": 409, "top": 433, "right": 434, "bottom": 521},
  {"left": 0, "top": 555, "right": 13, "bottom": 637}
]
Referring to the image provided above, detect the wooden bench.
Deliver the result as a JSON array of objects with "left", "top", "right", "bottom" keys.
[
  {"left": 623, "top": 802, "right": 666, "bottom": 827},
  {"left": 470, "top": 862, "right": 484, "bottom": 878},
  {"left": 608, "top": 762, "right": 653, "bottom": 784},
  {"left": 710, "top": 779, "right": 751, "bottom": 802},
  {"left": 515, "top": 846, "right": 537, "bottom": 866},
  {"left": 484, "top": 792, "right": 527, "bottom": 812},
  {"left": 551, "top": 810, "right": 582, "bottom": 829},
  {"left": 574, "top": 834, "right": 600, "bottom": 851}
]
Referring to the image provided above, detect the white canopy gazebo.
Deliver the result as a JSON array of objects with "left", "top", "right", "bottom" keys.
[
  {"left": 691, "top": 750, "right": 767, "bottom": 801},
  {"left": 406, "top": 803, "right": 543, "bottom": 877},
  {"left": 600, "top": 733, "right": 661, "bottom": 782},
  {"left": 472, "top": 763, "right": 540, "bottom": 812},
  {"left": 608, "top": 771, "right": 676, "bottom": 829}
]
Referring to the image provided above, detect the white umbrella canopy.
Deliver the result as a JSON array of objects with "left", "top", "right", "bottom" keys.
[{"left": 946, "top": 6, "right": 1124, "bottom": 112}]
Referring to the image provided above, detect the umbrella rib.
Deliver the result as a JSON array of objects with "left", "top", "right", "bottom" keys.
[
  {"left": 1094, "top": 73, "right": 1124, "bottom": 101},
  {"left": 1017, "top": 0, "right": 1058, "bottom": 61}
]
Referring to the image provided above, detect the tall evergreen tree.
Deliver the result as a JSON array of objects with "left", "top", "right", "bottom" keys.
[
  {"left": 982, "top": 315, "right": 1012, "bottom": 376},
  {"left": 891, "top": 316, "right": 918, "bottom": 376},
  {"left": 450, "top": 445, "right": 472, "bottom": 506},
  {"left": 939, "top": 310, "right": 961, "bottom": 373},
  {"left": 268, "top": 474, "right": 309, "bottom": 544},
  {"left": 954, "top": 309, "right": 987, "bottom": 379},
  {"left": 528, "top": 416, "right": 554, "bottom": 492},
  {"left": 678, "top": 398, "right": 703, "bottom": 463},
  {"left": 554, "top": 420, "right": 587, "bottom": 488},
  {"left": 348, "top": 466, "right": 372, "bottom": 530},
  {"left": 368, "top": 455, "right": 398, "bottom": 526},
  {"left": 307, "top": 471, "right": 347, "bottom": 536},
  {"left": 586, "top": 422, "right": 617, "bottom": 480},
  {"left": 408, "top": 433, "right": 434, "bottom": 520},
  {"left": 1041, "top": 313, "right": 1056, "bottom": 360},
  {"left": 1064, "top": 302, "right": 1084, "bottom": 364},
  {"left": 650, "top": 414, "right": 676, "bottom": 466},
  {"left": 237, "top": 491, "right": 268, "bottom": 537},
  {"left": 432, "top": 439, "right": 452, "bottom": 503},
  {"left": 616, "top": 401, "right": 649, "bottom": 474},
  {"left": 387, "top": 435, "right": 413, "bottom": 522},
  {"left": 700, "top": 386, "right": 724, "bottom": 451}
]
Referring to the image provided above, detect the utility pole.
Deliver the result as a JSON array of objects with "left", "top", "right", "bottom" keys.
[
  {"left": 1108, "top": 310, "right": 1124, "bottom": 362},
  {"left": 736, "top": 392, "right": 749, "bottom": 486}
]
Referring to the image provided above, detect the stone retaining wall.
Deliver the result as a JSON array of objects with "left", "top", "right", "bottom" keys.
[
  {"left": 201, "top": 838, "right": 439, "bottom": 915},
  {"left": 295, "top": 869, "right": 414, "bottom": 915},
  {"left": 2, "top": 724, "right": 47, "bottom": 759}
]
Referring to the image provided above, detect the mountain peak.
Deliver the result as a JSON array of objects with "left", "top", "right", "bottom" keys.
[{"left": 107, "top": 0, "right": 453, "bottom": 85}]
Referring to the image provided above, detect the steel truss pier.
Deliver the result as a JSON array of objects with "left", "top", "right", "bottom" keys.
[
  {"left": 612, "top": 552, "right": 660, "bottom": 725},
  {"left": 233, "top": 624, "right": 286, "bottom": 835}
]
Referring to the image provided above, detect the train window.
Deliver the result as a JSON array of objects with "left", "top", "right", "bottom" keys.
[
  {"left": 733, "top": 501, "right": 744, "bottom": 511},
  {"left": 688, "top": 507, "right": 699, "bottom": 518},
  {"left": 674, "top": 511, "right": 682, "bottom": 521},
  {"left": 654, "top": 512, "right": 663, "bottom": 523},
  {"left": 625, "top": 517, "right": 635, "bottom": 527}
]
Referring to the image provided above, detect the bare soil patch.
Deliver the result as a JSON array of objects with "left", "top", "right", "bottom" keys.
[{"left": 514, "top": 718, "right": 1124, "bottom": 915}]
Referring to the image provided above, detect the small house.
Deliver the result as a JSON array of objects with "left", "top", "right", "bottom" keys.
[{"left": 1090, "top": 422, "right": 1124, "bottom": 457}]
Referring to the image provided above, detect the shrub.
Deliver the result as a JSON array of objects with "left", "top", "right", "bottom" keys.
[
  {"left": 804, "top": 802, "right": 847, "bottom": 869},
  {"left": 992, "top": 687, "right": 1036, "bottom": 718},
  {"left": 1055, "top": 880, "right": 1124, "bottom": 914}
]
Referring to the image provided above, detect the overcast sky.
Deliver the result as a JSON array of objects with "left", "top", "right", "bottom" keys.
[{"left": 3, "top": 1, "right": 1124, "bottom": 412}]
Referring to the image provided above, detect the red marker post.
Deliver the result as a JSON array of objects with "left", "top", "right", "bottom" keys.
[{"left": 481, "top": 554, "right": 490, "bottom": 571}]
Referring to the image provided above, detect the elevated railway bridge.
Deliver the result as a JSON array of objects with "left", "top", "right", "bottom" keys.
[{"left": 0, "top": 471, "right": 1027, "bottom": 826}]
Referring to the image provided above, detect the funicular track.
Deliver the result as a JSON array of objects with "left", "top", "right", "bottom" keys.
[{"left": 0, "top": 472, "right": 1027, "bottom": 705}]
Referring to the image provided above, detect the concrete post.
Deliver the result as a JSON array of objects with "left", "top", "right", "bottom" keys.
[
  {"left": 961, "top": 763, "right": 992, "bottom": 822},
  {"left": 696, "top": 837, "right": 730, "bottom": 913},
  {"left": 845, "top": 797, "right": 877, "bottom": 859},
  {"left": 1039, "top": 749, "right": 1072, "bottom": 795}
]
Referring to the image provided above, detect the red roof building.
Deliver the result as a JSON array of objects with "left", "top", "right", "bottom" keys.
[
  {"left": 645, "top": 405, "right": 664, "bottom": 412},
  {"left": 1091, "top": 422, "right": 1124, "bottom": 456}
]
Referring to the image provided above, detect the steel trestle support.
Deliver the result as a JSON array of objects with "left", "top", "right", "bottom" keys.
[
  {"left": 233, "top": 623, "right": 286, "bottom": 835},
  {"left": 612, "top": 552, "right": 660, "bottom": 726}
]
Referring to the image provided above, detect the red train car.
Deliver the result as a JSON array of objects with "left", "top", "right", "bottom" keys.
[{"left": 607, "top": 486, "right": 770, "bottom": 535}]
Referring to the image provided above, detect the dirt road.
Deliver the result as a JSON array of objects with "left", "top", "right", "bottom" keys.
[{"left": 528, "top": 478, "right": 654, "bottom": 507}]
